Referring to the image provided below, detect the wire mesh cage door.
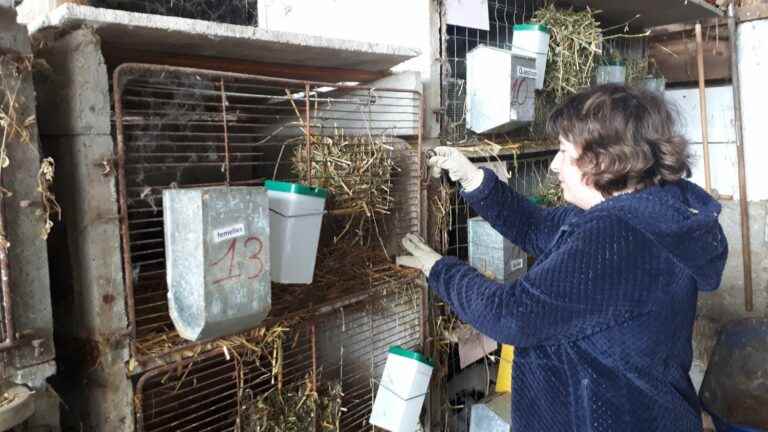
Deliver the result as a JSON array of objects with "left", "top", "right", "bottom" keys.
[
  {"left": 112, "top": 63, "right": 427, "bottom": 431},
  {"left": 134, "top": 274, "right": 423, "bottom": 432},
  {"left": 112, "top": 63, "right": 424, "bottom": 359}
]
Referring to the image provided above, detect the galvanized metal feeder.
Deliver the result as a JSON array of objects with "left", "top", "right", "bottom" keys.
[{"left": 163, "top": 186, "right": 271, "bottom": 341}]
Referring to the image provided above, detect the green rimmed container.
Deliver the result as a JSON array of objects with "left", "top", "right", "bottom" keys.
[
  {"left": 512, "top": 22, "right": 551, "bottom": 90},
  {"left": 370, "top": 345, "right": 435, "bottom": 431},
  {"left": 265, "top": 180, "right": 327, "bottom": 284}
]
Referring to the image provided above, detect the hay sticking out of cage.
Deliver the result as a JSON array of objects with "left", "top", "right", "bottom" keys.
[
  {"left": 625, "top": 56, "right": 650, "bottom": 85},
  {"left": 133, "top": 321, "right": 292, "bottom": 373},
  {"left": 241, "top": 375, "right": 344, "bottom": 432},
  {"left": 36, "top": 157, "right": 61, "bottom": 239},
  {"left": 531, "top": 167, "right": 565, "bottom": 207},
  {"left": 0, "top": 391, "right": 16, "bottom": 408},
  {"left": 1, "top": 54, "right": 42, "bottom": 251},
  {"left": 533, "top": 4, "right": 603, "bottom": 102},
  {"left": 291, "top": 129, "right": 397, "bottom": 251},
  {"left": 430, "top": 183, "right": 455, "bottom": 255}
]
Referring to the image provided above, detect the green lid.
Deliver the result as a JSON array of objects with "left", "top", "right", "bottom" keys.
[
  {"left": 513, "top": 23, "right": 550, "bottom": 34},
  {"left": 265, "top": 180, "right": 327, "bottom": 199},
  {"left": 388, "top": 345, "right": 435, "bottom": 367}
]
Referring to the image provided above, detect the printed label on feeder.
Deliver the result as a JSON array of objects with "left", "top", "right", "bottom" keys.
[
  {"left": 214, "top": 223, "right": 246, "bottom": 243},
  {"left": 517, "top": 66, "right": 537, "bottom": 79},
  {"left": 509, "top": 258, "right": 524, "bottom": 271}
]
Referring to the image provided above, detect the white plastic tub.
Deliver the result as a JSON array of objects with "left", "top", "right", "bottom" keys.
[
  {"left": 370, "top": 346, "right": 434, "bottom": 432},
  {"left": 511, "top": 23, "right": 550, "bottom": 90},
  {"left": 596, "top": 63, "right": 627, "bottom": 85},
  {"left": 265, "top": 180, "right": 327, "bottom": 284}
]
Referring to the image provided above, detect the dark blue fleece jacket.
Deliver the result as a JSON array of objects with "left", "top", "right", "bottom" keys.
[{"left": 428, "top": 169, "right": 727, "bottom": 432}]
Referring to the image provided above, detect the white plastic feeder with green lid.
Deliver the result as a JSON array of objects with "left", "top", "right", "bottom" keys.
[
  {"left": 265, "top": 180, "right": 327, "bottom": 284},
  {"left": 511, "top": 23, "right": 551, "bottom": 90},
  {"left": 370, "top": 345, "right": 435, "bottom": 432}
]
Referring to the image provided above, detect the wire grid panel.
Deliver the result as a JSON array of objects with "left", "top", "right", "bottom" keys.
[
  {"left": 446, "top": 154, "right": 554, "bottom": 259},
  {"left": 314, "top": 275, "right": 423, "bottom": 431},
  {"left": 135, "top": 325, "right": 315, "bottom": 432},
  {"left": 444, "top": 0, "right": 546, "bottom": 143},
  {"left": 113, "top": 64, "right": 423, "bottom": 359},
  {"left": 134, "top": 274, "right": 423, "bottom": 432},
  {"left": 84, "top": 0, "right": 259, "bottom": 26}
]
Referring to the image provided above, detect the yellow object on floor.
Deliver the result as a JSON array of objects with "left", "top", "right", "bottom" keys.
[{"left": 495, "top": 344, "right": 515, "bottom": 393}]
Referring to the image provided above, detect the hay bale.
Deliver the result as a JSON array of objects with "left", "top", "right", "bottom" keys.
[{"left": 291, "top": 130, "right": 398, "bottom": 249}]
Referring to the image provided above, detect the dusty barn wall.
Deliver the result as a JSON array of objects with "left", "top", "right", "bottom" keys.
[
  {"left": 666, "top": 71, "right": 768, "bottom": 389},
  {"left": 738, "top": 19, "right": 768, "bottom": 202},
  {"left": 34, "top": 28, "right": 134, "bottom": 431},
  {"left": 257, "top": 0, "right": 441, "bottom": 140}
]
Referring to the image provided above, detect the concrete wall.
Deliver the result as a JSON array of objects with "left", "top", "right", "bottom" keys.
[
  {"left": 257, "top": 0, "right": 441, "bottom": 141},
  {"left": 0, "top": 5, "right": 59, "bottom": 431},
  {"left": 668, "top": 83, "right": 768, "bottom": 391},
  {"left": 737, "top": 18, "right": 768, "bottom": 202},
  {"left": 666, "top": 86, "right": 738, "bottom": 198},
  {"left": 35, "top": 28, "right": 134, "bottom": 432},
  {"left": 257, "top": 0, "right": 429, "bottom": 76}
]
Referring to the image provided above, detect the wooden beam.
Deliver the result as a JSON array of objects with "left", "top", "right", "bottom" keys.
[
  {"left": 737, "top": 3, "right": 768, "bottom": 22},
  {"left": 648, "top": 25, "right": 731, "bottom": 84}
]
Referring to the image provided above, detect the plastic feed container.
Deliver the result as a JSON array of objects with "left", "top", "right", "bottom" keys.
[
  {"left": 511, "top": 23, "right": 550, "bottom": 90},
  {"left": 596, "top": 62, "right": 627, "bottom": 85},
  {"left": 265, "top": 181, "right": 327, "bottom": 284},
  {"left": 370, "top": 346, "right": 434, "bottom": 432}
]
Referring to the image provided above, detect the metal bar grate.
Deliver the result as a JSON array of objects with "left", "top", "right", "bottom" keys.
[
  {"left": 113, "top": 63, "right": 425, "bottom": 431},
  {"left": 446, "top": 155, "right": 555, "bottom": 259},
  {"left": 113, "top": 64, "right": 423, "bottom": 360},
  {"left": 135, "top": 273, "right": 423, "bottom": 432}
]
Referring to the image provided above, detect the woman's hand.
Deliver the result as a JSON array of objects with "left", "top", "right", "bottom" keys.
[
  {"left": 397, "top": 233, "right": 442, "bottom": 276},
  {"left": 428, "top": 146, "right": 484, "bottom": 192}
]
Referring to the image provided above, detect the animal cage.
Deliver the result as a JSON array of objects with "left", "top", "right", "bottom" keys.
[
  {"left": 135, "top": 272, "right": 422, "bottom": 432},
  {"left": 109, "top": 63, "right": 425, "bottom": 431},
  {"left": 444, "top": 154, "right": 555, "bottom": 259}
]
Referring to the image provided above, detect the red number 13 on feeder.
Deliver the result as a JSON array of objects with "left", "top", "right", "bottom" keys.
[{"left": 210, "top": 236, "right": 265, "bottom": 285}]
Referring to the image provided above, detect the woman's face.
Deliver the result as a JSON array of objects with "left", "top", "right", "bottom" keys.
[{"left": 549, "top": 137, "right": 605, "bottom": 209}]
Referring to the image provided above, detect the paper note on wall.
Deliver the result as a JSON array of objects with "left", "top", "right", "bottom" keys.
[{"left": 446, "top": 0, "right": 490, "bottom": 30}]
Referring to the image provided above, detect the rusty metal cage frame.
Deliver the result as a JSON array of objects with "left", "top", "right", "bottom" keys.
[
  {"left": 0, "top": 156, "right": 15, "bottom": 352},
  {"left": 134, "top": 273, "right": 424, "bottom": 432},
  {"left": 111, "top": 63, "right": 428, "bottom": 431}
]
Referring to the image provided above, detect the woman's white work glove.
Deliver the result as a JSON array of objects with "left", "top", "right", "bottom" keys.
[
  {"left": 397, "top": 233, "right": 442, "bottom": 276},
  {"left": 428, "top": 146, "right": 485, "bottom": 192}
]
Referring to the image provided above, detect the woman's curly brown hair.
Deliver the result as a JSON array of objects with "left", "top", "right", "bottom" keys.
[{"left": 547, "top": 84, "right": 691, "bottom": 196}]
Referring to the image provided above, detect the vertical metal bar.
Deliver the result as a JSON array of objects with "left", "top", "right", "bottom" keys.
[
  {"left": 305, "top": 83, "right": 312, "bottom": 184},
  {"left": 418, "top": 94, "right": 425, "bottom": 238},
  {"left": 220, "top": 79, "right": 231, "bottom": 186},
  {"left": 0, "top": 195, "right": 15, "bottom": 348},
  {"left": 310, "top": 321, "right": 317, "bottom": 394},
  {"left": 112, "top": 65, "right": 138, "bottom": 347},
  {"left": 728, "top": 4, "right": 754, "bottom": 312},
  {"left": 696, "top": 22, "right": 713, "bottom": 193}
]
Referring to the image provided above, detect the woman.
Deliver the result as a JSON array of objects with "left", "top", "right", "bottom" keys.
[{"left": 399, "top": 84, "right": 727, "bottom": 431}]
